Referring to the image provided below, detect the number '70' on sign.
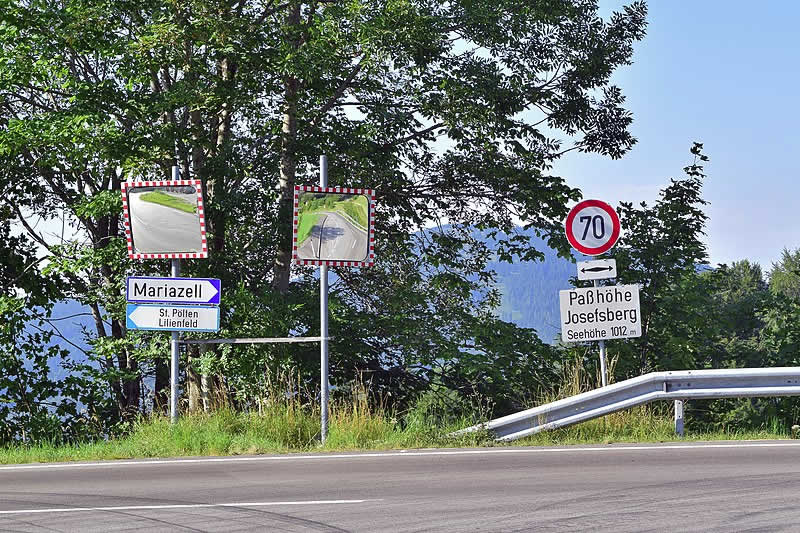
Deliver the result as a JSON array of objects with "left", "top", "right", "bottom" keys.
[{"left": 565, "top": 199, "right": 621, "bottom": 256}]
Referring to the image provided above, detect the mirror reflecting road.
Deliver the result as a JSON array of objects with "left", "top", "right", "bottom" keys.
[
  {"left": 127, "top": 186, "right": 203, "bottom": 254},
  {"left": 295, "top": 192, "right": 369, "bottom": 262}
]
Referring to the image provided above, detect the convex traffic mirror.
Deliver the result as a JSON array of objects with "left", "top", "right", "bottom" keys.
[
  {"left": 121, "top": 180, "right": 207, "bottom": 259},
  {"left": 292, "top": 186, "right": 375, "bottom": 266}
]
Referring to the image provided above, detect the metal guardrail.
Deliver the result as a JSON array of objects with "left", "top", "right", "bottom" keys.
[{"left": 456, "top": 368, "right": 800, "bottom": 442}]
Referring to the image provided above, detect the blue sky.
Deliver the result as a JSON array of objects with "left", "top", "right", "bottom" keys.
[{"left": 555, "top": 1, "right": 800, "bottom": 270}]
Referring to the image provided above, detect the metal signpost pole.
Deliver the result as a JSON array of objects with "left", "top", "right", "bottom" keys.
[
  {"left": 594, "top": 279, "right": 608, "bottom": 387},
  {"left": 319, "top": 155, "right": 330, "bottom": 443},
  {"left": 170, "top": 165, "right": 181, "bottom": 424},
  {"left": 170, "top": 259, "right": 181, "bottom": 423}
]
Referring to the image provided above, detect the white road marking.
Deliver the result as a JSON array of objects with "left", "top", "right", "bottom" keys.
[
  {"left": 2, "top": 442, "right": 799, "bottom": 472},
  {"left": 0, "top": 499, "right": 378, "bottom": 516}
]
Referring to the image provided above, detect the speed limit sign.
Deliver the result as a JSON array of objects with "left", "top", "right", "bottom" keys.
[{"left": 565, "top": 199, "right": 620, "bottom": 255}]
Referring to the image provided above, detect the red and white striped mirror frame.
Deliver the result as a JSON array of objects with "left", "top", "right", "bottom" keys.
[
  {"left": 121, "top": 180, "right": 208, "bottom": 260},
  {"left": 292, "top": 185, "right": 376, "bottom": 267}
]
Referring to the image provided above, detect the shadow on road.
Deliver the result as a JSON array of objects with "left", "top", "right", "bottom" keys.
[{"left": 310, "top": 225, "right": 346, "bottom": 242}]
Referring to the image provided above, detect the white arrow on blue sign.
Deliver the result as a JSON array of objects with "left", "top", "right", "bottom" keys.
[
  {"left": 126, "top": 276, "right": 221, "bottom": 305},
  {"left": 126, "top": 303, "right": 220, "bottom": 332}
]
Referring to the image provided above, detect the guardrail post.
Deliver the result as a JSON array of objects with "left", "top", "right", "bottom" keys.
[{"left": 674, "top": 399, "right": 684, "bottom": 437}]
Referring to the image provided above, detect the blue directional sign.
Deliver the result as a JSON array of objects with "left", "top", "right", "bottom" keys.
[
  {"left": 126, "top": 303, "right": 220, "bottom": 332},
  {"left": 126, "top": 276, "right": 221, "bottom": 305}
]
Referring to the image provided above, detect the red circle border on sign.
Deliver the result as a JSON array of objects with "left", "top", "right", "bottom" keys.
[{"left": 565, "top": 199, "right": 620, "bottom": 256}]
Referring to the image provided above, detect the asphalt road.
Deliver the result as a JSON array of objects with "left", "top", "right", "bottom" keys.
[
  {"left": 297, "top": 211, "right": 368, "bottom": 262},
  {"left": 128, "top": 191, "right": 203, "bottom": 254},
  {"left": 2, "top": 442, "right": 800, "bottom": 532}
]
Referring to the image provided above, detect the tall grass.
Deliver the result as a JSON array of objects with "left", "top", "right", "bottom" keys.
[
  {"left": 0, "top": 362, "right": 792, "bottom": 465},
  {"left": 0, "top": 377, "right": 487, "bottom": 464},
  {"left": 505, "top": 353, "right": 675, "bottom": 445}
]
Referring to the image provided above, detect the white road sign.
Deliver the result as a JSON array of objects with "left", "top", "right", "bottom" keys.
[
  {"left": 126, "top": 277, "right": 221, "bottom": 305},
  {"left": 565, "top": 199, "right": 621, "bottom": 256},
  {"left": 126, "top": 303, "right": 220, "bottom": 332},
  {"left": 560, "top": 284, "right": 641, "bottom": 342},
  {"left": 577, "top": 259, "right": 617, "bottom": 281}
]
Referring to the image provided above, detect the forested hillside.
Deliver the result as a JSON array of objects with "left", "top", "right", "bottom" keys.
[{"left": 492, "top": 234, "right": 578, "bottom": 343}]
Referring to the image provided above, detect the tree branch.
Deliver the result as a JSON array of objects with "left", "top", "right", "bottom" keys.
[
  {"left": 310, "top": 56, "right": 365, "bottom": 128},
  {"left": 382, "top": 122, "right": 444, "bottom": 150},
  {"left": 254, "top": 1, "right": 288, "bottom": 26},
  {"left": 11, "top": 204, "right": 52, "bottom": 252}
]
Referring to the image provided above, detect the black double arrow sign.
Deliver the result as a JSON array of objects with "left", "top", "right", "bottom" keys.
[{"left": 581, "top": 266, "right": 614, "bottom": 273}]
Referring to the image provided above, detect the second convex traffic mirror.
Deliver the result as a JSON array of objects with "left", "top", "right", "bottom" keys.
[{"left": 124, "top": 184, "right": 204, "bottom": 255}]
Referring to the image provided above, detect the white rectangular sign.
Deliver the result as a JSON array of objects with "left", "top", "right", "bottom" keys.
[
  {"left": 577, "top": 259, "right": 617, "bottom": 281},
  {"left": 126, "top": 276, "right": 221, "bottom": 305},
  {"left": 126, "top": 303, "right": 220, "bottom": 332},
  {"left": 559, "top": 284, "right": 641, "bottom": 342}
]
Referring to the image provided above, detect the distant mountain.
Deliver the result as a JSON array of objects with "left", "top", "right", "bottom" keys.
[
  {"left": 492, "top": 257, "right": 573, "bottom": 343},
  {"left": 482, "top": 230, "right": 580, "bottom": 343}
]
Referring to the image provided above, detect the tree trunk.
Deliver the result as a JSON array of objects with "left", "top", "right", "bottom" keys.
[
  {"left": 205, "top": 55, "right": 236, "bottom": 255},
  {"left": 272, "top": 2, "right": 301, "bottom": 294},
  {"left": 109, "top": 170, "right": 141, "bottom": 418},
  {"left": 112, "top": 317, "right": 139, "bottom": 418},
  {"left": 154, "top": 357, "right": 169, "bottom": 414},
  {"left": 186, "top": 344, "right": 202, "bottom": 413}
]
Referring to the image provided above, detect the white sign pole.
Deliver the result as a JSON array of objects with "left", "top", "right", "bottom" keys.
[
  {"left": 594, "top": 279, "right": 608, "bottom": 387},
  {"left": 320, "top": 155, "right": 330, "bottom": 444},
  {"left": 170, "top": 165, "right": 181, "bottom": 424}
]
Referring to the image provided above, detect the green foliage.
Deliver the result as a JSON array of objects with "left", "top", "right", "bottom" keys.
[
  {"left": 758, "top": 251, "right": 800, "bottom": 369},
  {"left": 403, "top": 387, "right": 491, "bottom": 433},
  {"left": 0, "top": 0, "right": 650, "bottom": 443},
  {"left": 767, "top": 249, "right": 800, "bottom": 299},
  {"left": 599, "top": 143, "right": 712, "bottom": 376},
  {"left": 327, "top": 225, "right": 565, "bottom": 418},
  {"left": 74, "top": 191, "right": 122, "bottom": 219},
  {"left": 0, "top": 295, "right": 113, "bottom": 445}
]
